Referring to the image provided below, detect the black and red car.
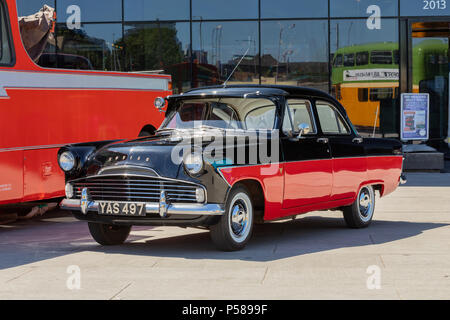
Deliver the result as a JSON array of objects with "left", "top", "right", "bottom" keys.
[{"left": 58, "top": 85, "right": 405, "bottom": 251}]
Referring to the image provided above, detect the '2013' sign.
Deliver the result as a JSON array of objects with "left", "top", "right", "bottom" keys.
[{"left": 423, "top": 0, "right": 447, "bottom": 9}]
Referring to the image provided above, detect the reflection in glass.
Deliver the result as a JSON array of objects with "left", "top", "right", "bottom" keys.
[
  {"left": 261, "top": 0, "right": 328, "bottom": 18},
  {"left": 56, "top": 23, "right": 123, "bottom": 71},
  {"left": 56, "top": 0, "right": 122, "bottom": 22},
  {"left": 124, "top": 0, "right": 189, "bottom": 21},
  {"left": 192, "top": 0, "right": 258, "bottom": 20},
  {"left": 330, "top": 0, "right": 397, "bottom": 17},
  {"left": 192, "top": 21, "right": 259, "bottom": 86},
  {"left": 17, "top": 0, "right": 57, "bottom": 67},
  {"left": 401, "top": 0, "right": 450, "bottom": 17},
  {"left": 330, "top": 19, "right": 399, "bottom": 137},
  {"left": 261, "top": 20, "right": 329, "bottom": 91},
  {"left": 120, "top": 23, "right": 190, "bottom": 93},
  {"left": 412, "top": 36, "right": 449, "bottom": 147}
]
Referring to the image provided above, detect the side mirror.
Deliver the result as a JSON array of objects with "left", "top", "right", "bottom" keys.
[
  {"left": 297, "top": 123, "right": 311, "bottom": 138},
  {"left": 154, "top": 97, "right": 166, "bottom": 112}
]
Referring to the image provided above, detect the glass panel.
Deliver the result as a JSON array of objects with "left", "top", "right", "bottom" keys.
[
  {"left": 331, "top": 19, "right": 399, "bottom": 137},
  {"left": 192, "top": 21, "right": 259, "bottom": 87},
  {"left": 161, "top": 98, "right": 277, "bottom": 130},
  {"left": 122, "top": 22, "right": 190, "bottom": 93},
  {"left": 57, "top": 0, "right": 122, "bottom": 22},
  {"left": 261, "top": 20, "right": 329, "bottom": 91},
  {"left": 17, "top": 0, "right": 55, "bottom": 16},
  {"left": 282, "top": 100, "right": 316, "bottom": 135},
  {"left": 401, "top": 0, "right": 450, "bottom": 16},
  {"left": 56, "top": 23, "right": 123, "bottom": 71},
  {"left": 316, "top": 103, "right": 350, "bottom": 134},
  {"left": 193, "top": 0, "right": 258, "bottom": 19},
  {"left": 124, "top": 0, "right": 189, "bottom": 21},
  {"left": 17, "top": 1, "right": 56, "bottom": 66},
  {"left": 261, "top": 0, "right": 328, "bottom": 18},
  {"left": 412, "top": 35, "right": 449, "bottom": 149},
  {"left": 0, "top": 0, "right": 12, "bottom": 65},
  {"left": 331, "top": 0, "right": 397, "bottom": 17}
]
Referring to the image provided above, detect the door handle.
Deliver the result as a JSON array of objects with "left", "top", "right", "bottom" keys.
[
  {"left": 317, "top": 138, "right": 329, "bottom": 144},
  {"left": 352, "top": 137, "right": 363, "bottom": 144}
]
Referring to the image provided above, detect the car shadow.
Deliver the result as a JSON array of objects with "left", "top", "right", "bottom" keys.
[
  {"left": 0, "top": 215, "right": 447, "bottom": 270},
  {"left": 86, "top": 216, "right": 447, "bottom": 262}
]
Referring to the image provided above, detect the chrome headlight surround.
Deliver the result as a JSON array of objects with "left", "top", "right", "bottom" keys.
[
  {"left": 58, "top": 151, "right": 76, "bottom": 172},
  {"left": 183, "top": 151, "right": 204, "bottom": 176}
]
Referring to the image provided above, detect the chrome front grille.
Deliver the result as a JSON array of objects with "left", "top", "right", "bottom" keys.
[{"left": 71, "top": 175, "right": 202, "bottom": 203}]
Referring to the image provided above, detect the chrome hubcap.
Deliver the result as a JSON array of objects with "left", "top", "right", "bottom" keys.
[
  {"left": 230, "top": 200, "right": 248, "bottom": 237},
  {"left": 359, "top": 187, "right": 373, "bottom": 218}
]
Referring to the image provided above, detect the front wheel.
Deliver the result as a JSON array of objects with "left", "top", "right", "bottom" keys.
[
  {"left": 210, "top": 186, "right": 254, "bottom": 251},
  {"left": 88, "top": 222, "right": 131, "bottom": 245},
  {"left": 343, "top": 185, "right": 375, "bottom": 228}
]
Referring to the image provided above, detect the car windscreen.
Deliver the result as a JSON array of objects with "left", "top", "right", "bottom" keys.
[{"left": 160, "top": 98, "right": 277, "bottom": 130}]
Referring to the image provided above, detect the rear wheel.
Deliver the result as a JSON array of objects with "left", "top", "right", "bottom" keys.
[
  {"left": 210, "top": 186, "right": 254, "bottom": 251},
  {"left": 88, "top": 222, "right": 131, "bottom": 245},
  {"left": 343, "top": 185, "right": 375, "bottom": 228}
]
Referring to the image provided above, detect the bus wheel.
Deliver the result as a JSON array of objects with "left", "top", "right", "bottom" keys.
[{"left": 88, "top": 222, "right": 131, "bottom": 245}]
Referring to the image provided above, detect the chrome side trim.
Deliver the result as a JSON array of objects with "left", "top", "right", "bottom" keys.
[{"left": 60, "top": 199, "right": 224, "bottom": 216}]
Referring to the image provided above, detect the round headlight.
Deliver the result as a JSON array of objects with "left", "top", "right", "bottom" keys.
[
  {"left": 65, "top": 183, "right": 74, "bottom": 199},
  {"left": 184, "top": 152, "right": 203, "bottom": 175},
  {"left": 154, "top": 97, "right": 165, "bottom": 111},
  {"left": 59, "top": 151, "right": 76, "bottom": 172}
]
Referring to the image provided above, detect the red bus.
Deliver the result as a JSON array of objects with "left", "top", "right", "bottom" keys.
[{"left": 0, "top": 0, "right": 171, "bottom": 209}]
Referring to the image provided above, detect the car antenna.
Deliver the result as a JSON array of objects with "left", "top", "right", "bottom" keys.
[{"left": 223, "top": 40, "right": 251, "bottom": 88}]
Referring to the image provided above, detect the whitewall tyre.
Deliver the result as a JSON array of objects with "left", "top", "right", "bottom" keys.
[{"left": 210, "top": 186, "right": 254, "bottom": 251}]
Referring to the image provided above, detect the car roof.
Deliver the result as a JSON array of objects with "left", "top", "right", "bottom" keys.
[{"left": 169, "top": 85, "right": 334, "bottom": 101}]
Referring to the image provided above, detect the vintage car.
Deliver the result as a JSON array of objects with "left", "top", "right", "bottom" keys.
[{"left": 58, "top": 85, "right": 405, "bottom": 251}]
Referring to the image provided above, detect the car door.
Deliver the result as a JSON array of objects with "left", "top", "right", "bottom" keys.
[
  {"left": 282, "top": 98, "right": 333, "bottom": 209},
  {"left": 315, "top": 100, "right": 367, "bottom": 201}
]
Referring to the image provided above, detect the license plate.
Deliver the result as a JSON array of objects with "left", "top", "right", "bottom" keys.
[{"left": 98, "top": 201, "right": 146, "bottom": 216}]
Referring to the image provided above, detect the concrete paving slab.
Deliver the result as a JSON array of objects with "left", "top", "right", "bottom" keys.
[{"left": 0, "top": 172, "right": 449, "bottom": 299}]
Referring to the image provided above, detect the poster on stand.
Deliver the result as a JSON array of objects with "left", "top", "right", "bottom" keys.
[{"left": 400, "top": 93, "right": 429, "bottom": 141}]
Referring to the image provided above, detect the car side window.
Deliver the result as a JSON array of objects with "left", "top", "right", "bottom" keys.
[
  {"left": 282, "top": 99, "right": 316, "bottom": 135},
  {"left": 209, "top": 102, "right": 240, "bottom": 129},
  {"left": 245, "top": 105, "right": 276, "bottom": 130},
  {"left": 316, "top": 101, "right": 350, "bottom": 135}
]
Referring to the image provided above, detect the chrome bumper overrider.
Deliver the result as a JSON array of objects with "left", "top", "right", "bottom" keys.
[{"left": 60, "top": 198, "right": 225, "bottom": 217}]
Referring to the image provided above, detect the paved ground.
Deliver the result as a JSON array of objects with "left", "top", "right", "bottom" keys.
[{"left": 0, "top": 172, "right": 449, "bottom": 300}]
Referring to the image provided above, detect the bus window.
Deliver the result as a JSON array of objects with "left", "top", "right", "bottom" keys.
[
  {"left": 343, "top": 53, "right": 355, "bottom": 67},
  {"left": 0, "top": 0, "right": 12, "bottom": 65},
  {"left": 356, "top": 51, "right": 369, "bottom": 66},
  {"left": 333, "top": 54, "right": 343, "bottom": 67},
  {"left": 370, "top": 51, "right": 393, "bottom": 64},
  {"left": 369, "top": 88, "right": 393, "bottom": 101},
  {"left": 358, "top": 88, "right": 368, "bottom": 102},
  {"left": 393, "top": 50, "right": 399, "bottom": 65}
]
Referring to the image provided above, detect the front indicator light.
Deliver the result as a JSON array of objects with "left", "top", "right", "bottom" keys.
[
  {"left": 65, "top": 183, "right": 74, "bottom": 199},
  {"left": 195, "top": 188, "right": 205, "bottom": 203}
]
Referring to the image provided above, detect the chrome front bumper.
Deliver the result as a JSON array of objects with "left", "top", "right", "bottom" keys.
[{"left": 60, "top": 198, "right": 225, "bottom": 217}]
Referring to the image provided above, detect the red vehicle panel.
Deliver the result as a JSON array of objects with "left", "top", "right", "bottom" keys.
[{"left": 0, "top": 0, "right": 171, "bottom": 206}]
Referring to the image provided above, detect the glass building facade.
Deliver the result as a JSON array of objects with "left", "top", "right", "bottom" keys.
[{"left": 16, "top": 0, "right": 450, "bottom": 151}]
